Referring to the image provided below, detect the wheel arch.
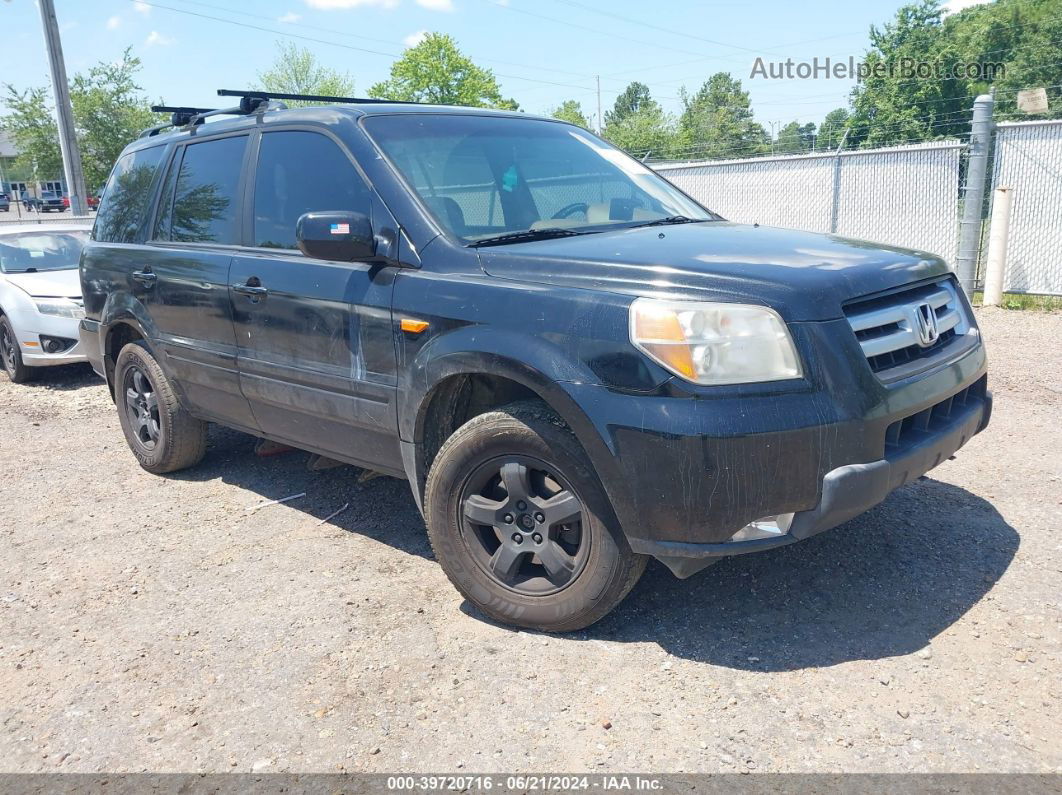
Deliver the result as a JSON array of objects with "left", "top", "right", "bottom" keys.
[
  {"left": 405, "top": 351, "right": 618, "bottom": 512},
  {"left": 101, "top": 316, "right": 149, "bottom": 399}
]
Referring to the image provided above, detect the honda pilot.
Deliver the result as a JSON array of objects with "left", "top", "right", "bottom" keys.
[{"left": 79, "top": 93, "right": 991, "bottom": 631}]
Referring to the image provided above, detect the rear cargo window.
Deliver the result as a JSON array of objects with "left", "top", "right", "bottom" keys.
[
  {"left": 92, "top": 145, "right": 166, "bottom": 244},
  {"left": 156, "top": 135, "right": 248, "bottom": 245}
]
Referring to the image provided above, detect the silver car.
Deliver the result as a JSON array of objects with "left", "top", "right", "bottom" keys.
[{"left": 0, "top": 223, "right": 92, "bottom": 383}]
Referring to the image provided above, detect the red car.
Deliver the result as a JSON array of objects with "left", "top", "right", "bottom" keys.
[{"left": 61, "top": 193, "right": 100, "bottom": 211}]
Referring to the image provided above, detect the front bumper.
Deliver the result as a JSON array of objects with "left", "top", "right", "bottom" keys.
[
  {"left": 628, "top": 379, "right": 991, "bottom": 577},
  {"left": 565, "top": 318, "right": 990, "bottom": 576},
  {"left": 15, "top": 314, "right": 87, "bottom": 367}
]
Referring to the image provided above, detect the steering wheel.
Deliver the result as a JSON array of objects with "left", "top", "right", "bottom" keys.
[{"left": 551, "top": 202, "right": 589, "bottom": 220}]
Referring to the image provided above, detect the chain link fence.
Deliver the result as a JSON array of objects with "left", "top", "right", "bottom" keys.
[
  {"left": 654, "top": 141, "right": 963, "bottom": 266},
  {"left": 990, "top": 120, "right": 1062, "bottom": 296},
  {"left": 0, "top": 209, "right": 94, "bottom": 227},
  {"left": 3, "top": 123, "right": 1058, "bottom": 295}
]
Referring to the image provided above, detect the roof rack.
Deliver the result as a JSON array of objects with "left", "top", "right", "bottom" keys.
[
  {"left": 217, "top": 88, "right": 429, "bottom": 106},
  {"left": 137, "top": 88, "right": 432, "bottom": 139},
  {"left": 139, "top": 95, "right": 280, "bottom": 138}
]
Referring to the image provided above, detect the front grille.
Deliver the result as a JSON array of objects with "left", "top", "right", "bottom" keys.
[
  {"left": 884, "top": 375, "right": 988, "bottom": 456},
  {"left": 845, "top": 278, "right": 970, "bottom": 378}
]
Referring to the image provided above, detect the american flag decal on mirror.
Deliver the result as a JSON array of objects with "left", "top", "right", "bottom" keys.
[{"left": 330, "top": 223, "right": 350, "bottom": 235}]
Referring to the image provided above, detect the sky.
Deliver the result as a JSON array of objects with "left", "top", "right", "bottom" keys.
[{"left": 2, "top": 0, "right": 991, "bottom": 130}]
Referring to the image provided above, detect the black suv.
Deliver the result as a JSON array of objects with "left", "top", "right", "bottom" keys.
[{"left": 79, "top": 93, "right": 991, "bottom": 631}]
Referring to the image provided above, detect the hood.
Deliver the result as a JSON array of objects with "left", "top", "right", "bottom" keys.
[
  {"left": 478, "top": 221, "right": 951, "bottom": 322},
  {"left": 3, "top": 268, "right": 82, "bottom": 299}
]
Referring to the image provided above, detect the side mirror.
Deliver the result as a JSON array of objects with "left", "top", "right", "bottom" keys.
[{"left": 296, "top": 211, "right": 375, "bottom": 261}]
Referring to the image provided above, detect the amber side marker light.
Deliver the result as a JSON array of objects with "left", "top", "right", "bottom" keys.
[
  {"left": 23, "top": 341, "right": 40, "bottom": 347},
  {"left": 400, "top": 318, "right": 430, "bottom": 334}
]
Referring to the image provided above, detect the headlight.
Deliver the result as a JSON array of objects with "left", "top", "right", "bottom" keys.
[
  {"left": 629, "top": 298, "right": 802, "bottom": 385},
  {"left": 34, "top": 299, "right": 85, "bottom": 319}
]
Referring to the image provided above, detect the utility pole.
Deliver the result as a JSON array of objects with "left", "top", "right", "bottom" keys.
[
  {"left": 596, "top": 75, "right": 602, "bottom": 135},
  {"left": 955, "top": 92, "right": 994, "bottom": 299},
  {"left": 37, "top": 0, "right": 88, "bottom": 216}
]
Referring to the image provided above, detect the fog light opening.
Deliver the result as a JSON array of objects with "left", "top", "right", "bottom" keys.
[
  {"left": 727, "top": 513, "right": 794, "bottom": 543},
  {"left": 39, "top": 335, "right": 75, "bottom": 354}
]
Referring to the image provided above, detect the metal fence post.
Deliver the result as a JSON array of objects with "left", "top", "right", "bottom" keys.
[
  {"left": 829, "top": 128, "right": 849, "bottom": 234},
  {"left": 956, "top": 93, "right": 994, "bottom": 299}
]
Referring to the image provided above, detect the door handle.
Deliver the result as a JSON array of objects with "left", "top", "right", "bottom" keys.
[
  {"left": 232, "top": 277, "right": 268, "bottom": 299},
  {"left": 131, "top": 269, "right": 156, "bottom": 287}
]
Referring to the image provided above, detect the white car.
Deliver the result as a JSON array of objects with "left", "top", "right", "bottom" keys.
[{"left": 0, "top": 223, "right": 92, "bottom": 383}]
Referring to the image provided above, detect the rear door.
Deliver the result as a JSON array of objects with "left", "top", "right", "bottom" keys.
[
  {"left": 145, "top": 134, "right": 259, "bottom": 431},
  {"left": 228, "top": 128, "right": 400, "bottom": 471}
]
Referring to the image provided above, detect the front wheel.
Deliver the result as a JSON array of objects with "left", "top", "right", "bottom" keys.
[
  {"left": 114, "top": 341, "right": 207, "bottom": 474},
  {"left": 0, "top": 315, "right": 37, "bottom": 384},
  {"left": 425, "top": 401, "right": 647, "bottom": 632}
]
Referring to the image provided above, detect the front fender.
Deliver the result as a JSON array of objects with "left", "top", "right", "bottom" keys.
[
  {"left": 400, "top": 327, "right": 646, "bottom": 540},
  {"left": 400, "top": 326, "right": 599, "bottom": 444}
]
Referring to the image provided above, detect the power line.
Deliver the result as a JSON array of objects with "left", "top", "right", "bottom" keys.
[
  {"left": 481, "top": 0, "right": 712, "bottom": 61},
  {"left": 131, "top": 0, "right": 599, "bottom": 96},
  {"left": 653, "top": 132, "right": 968, "bottom": 164},
  {"left": 166, "top": 0, "right": 604, "bottom": 82},
  {"left": 544, "top": 0, "right": 765, "bottom": 55},
  {"left": 601, "top": 31, "right": 868, "bottom": 79}
]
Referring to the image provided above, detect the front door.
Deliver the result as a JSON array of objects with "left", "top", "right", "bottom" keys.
[
  {"left": 145, "top": 133, "right": 259, "bottom": 431},
  {"left": 229, "top": 129, "right": 401, "bottom": 471}
]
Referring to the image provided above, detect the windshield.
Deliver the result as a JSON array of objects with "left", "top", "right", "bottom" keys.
[
  {"left": 0, "top": 231, "right": 88, "bottom": 273},
  {"left": 363, "top": 114, "right": 715, "bottom": 243}
]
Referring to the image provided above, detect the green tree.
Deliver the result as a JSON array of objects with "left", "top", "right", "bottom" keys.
[
  {"left": 601, "top": 83, "right": 674, "bottom": 158},
  {"left": 604, "top": 82, "right": 654, "bottom": 127},
  {"left": 775, "top": 121, "right": 817, "bottom": 154},
  {"left": 953, "top": 0, "right": 1062, "bottom": 121},
  {"left": 369, "top": 33, "right": 518, "bottom": 109},
  {"left": 817, "top": 107, "right": 851, "bottom": 150},
  {"left": 848, "top": 0, "right": 968, "bottom": 146},
  {"left": 674, "top": 73, "right": 769, "bottom": 160},
  {"left": 256, "top": 42, "right": 356, "bottom": 105},
  {"left": 2, "top": 50, "right": 158, "bottom": 190},
  {"left": 816, "top": 0, "right": 1062, "bottom": 146},
  {"left": 0, "top": 86, "right": 62, "bottom": 184},
  {"left": 71, "top": 50, "right": 158, "bottom": 190},
  {"left": 550, "top": 99, "right": 590, "bottom": 128}
]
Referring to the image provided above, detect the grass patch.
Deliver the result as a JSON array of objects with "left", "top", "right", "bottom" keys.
[{"left": 972, "top": 291, "right": 1062, "bottom": 311}]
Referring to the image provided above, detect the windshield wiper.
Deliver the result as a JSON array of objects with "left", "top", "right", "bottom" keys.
[
  {"left": 629, "top": 215, "right": 701, "bottom": 228},
  {"left": 468, "top": 227, "right": 584, "bottom": 248}
]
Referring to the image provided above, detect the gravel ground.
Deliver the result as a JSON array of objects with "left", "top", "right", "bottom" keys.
[{"left": 0, "top": 307, "right": 1059, "bottom": 774}]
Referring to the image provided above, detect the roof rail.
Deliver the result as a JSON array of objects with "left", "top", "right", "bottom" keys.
[{"left": 217, "top": 88, "right": 429, "bottom": 106}]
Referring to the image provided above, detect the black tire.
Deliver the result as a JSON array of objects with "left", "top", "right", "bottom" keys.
[
  {"left": 425, "top": 400, "right": 647, "bottom": 632},
  {"left": 114, "top": 340, "right": 207, "bottom": 474},
  {"left": 0, "top": 315, "right": 38, "bottom": 384}
]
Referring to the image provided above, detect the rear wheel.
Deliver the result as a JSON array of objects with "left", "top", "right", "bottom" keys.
[
  {"left": 0, "top": 315, "right": 37, "bottom": 384},
  {"left": 115, "top": 341, "right": 207, "bottom": 474},
  {"left": 425, "top": 401, "right": 646, "bottom": 632}
]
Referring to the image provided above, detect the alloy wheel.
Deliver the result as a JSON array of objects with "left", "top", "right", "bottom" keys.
[
  {"left": 124, "top": 365, "right": 161, "bottom": 450},
  {"left": 1, "top": 323, "right": 16, "bottom": 375},
  {"left": 459, "top": 456, "right": 590, "bottom": 596}
]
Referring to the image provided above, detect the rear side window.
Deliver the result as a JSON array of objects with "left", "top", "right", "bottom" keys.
[
  {"left": 252, "top": 131, "right": 371, "bottom": 250},
  {"left": 93, "top": 145, "right": 166, "bottom": 243},
  {"left": 156, "top": 136, "right": 247, "bottom": 244}
]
